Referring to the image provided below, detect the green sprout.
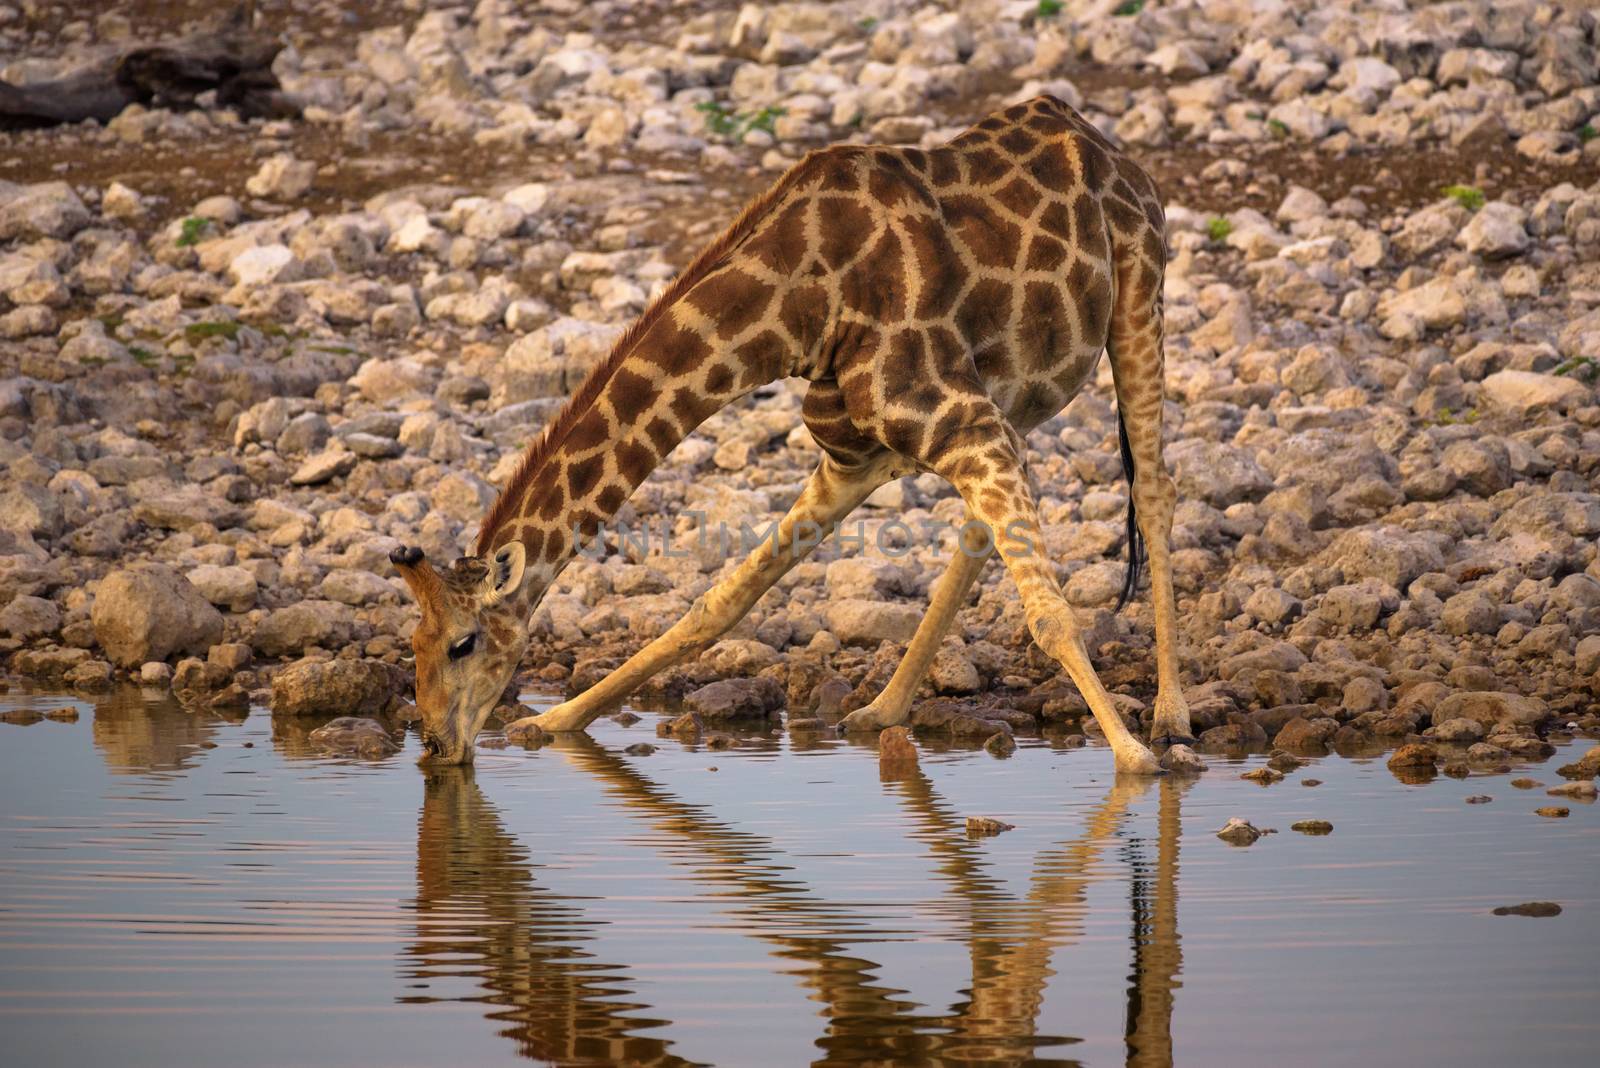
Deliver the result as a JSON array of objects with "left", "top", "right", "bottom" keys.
[
  {"left": 695, "top": 101, "right": 787, "bottom": 140},
  {"left": 1266, "top": 118, "right": 1290, "bottom": 138},
  {"left": 1553, "top": 356, "right": 1598, "bottom": 381},
  {"left": 175, "top": 216, "right": 210, "bottom": 247},
  {"left": 857, "top": 16, "right": 878, "bottom": 31},
  {"left": 1579, "top": 124, "right": 1597, "bottom": 144},
  {"left": 1037, "top": 0, "right": 1064, "bottom": 16},
  {"left": 1206, "top": 216, "right": 1233, "bottom": 242},
  {"left": 1442, "top": 184, "right": 1485, "bottom": 211},
  {"left": 183, "top": 321, "right": 242, "bottom": 343},
  {"left": 1113, "top": 0, "right": 1145, "bottom": 15}
]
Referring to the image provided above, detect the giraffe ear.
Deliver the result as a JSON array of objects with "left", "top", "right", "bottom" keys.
[{"left": 482, "top": 542, "right": 527, "bottom": 606}]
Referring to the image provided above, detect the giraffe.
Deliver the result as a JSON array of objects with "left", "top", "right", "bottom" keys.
[{"left": 391, "top": 95, "right": 1191, "bottom": 771}]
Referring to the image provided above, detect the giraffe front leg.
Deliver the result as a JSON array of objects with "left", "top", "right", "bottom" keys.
[
  {"left": 535, "top": 454, "right": 890, "bottom": 733},
  {"left": 839, "top": 513, "right": 991, "bottom": 733}
]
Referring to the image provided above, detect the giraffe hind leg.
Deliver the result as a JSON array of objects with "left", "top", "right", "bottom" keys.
[
  {"left": 921, "top": 410, "right": 1161, "bottom": 774},
  {"left": 1106, "top": 233, "right": 1191, "bottom": 746},
  {"left": 838, "top": 511, "right": 992, "bottom": 732}
]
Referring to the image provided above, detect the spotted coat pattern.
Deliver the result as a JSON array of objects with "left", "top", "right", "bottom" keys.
[{"left": 399, "top": 97, "right": 1191, "bottom": 771}]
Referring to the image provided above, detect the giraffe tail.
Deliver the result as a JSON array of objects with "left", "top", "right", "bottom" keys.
[{"left": 1115, "top": 411, "right": 1145, "bottom": 611}]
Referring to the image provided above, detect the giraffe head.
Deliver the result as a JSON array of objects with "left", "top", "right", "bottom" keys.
[{"left": 390, "top": 542, "right": 531, "bottom": 765}]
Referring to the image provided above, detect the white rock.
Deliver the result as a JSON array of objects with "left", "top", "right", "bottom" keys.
[
  {"left": 228, "top": 243, "right": 300, "bottom": 286},
  {"left": 1456, "top": 202, "right": 1529, "bottom": 259},
  {"left": 245, "top": 154, "right": 316, "bottom": 200},
  {"left": 1479, "top": 370, "right": 1591, "bottom": 416}
]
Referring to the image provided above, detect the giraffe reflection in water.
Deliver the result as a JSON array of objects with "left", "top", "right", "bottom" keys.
[{"left": 405, "top": 739, "right": 1185, "bottom": 1067}]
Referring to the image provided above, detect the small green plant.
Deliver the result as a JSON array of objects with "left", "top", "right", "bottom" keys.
[
  {"left": 175, "top": 216, "right": 210, "bottom": 247},
  {"left": 695, "top": 100, "right": 739, "bottom": 137},
  {"left": 1266, "top": 117, "right": 1289, "bottom": 138},
  {"left": 1442, "top": 184, "right": 1485, "bottom": 211},
  {"left": 1206, "top": 216, "right": 1233, "bottom": 242},
  {"left": 744, "top": 105, "right": 785, "bottom": 136},
  {"left": 1579, "top": 124, "right": 1597, "bottom": 144},
  {"left": 1112, "top": 0, "right": 1145, "bottom": 15},
  {"left": 129, "top": 345, "right": 160, "bottom": 367},
  {"left": 183, "top": 321, "right": 242, "bottom": 343},
  {"left": 1036, "top": 0, "right": 1064, "bottom": 16},
  {"left": 1553, "top": 355, "right": 1598, "bottom": 381},
  {"left": 695, "top": 100, "right": 787, "bottom": 140},
  {"left": 857, "top": 15, "right": 878, "bottom": 32},
  {"left": 1429, "top": 406, "right": 1479, "bottom": 427}
]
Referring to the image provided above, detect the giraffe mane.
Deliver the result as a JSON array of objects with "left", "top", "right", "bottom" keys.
[{"left": 474, "top": 158, "right": 819, "bottom": 556}]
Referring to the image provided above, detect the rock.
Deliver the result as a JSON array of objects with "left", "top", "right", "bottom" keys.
[
  {"left": 1534, "top": 806, "right": 1570, "bottom": 818},
  {"left": 624, "top": 742, "right": 656, "bottom": 756},
  {"left": 269, "top": 658, "right": 400, "bottom": 716},
  {"left": 1241, "top": 766, "right": 1284, "bottom": 785},
  {"left": 0, "top": 181, "right": 90, "bottom": 239},
  {"left": 228, "top": 244, "right": 300, "bottom": 286},
  {"left": 1432, "top": 717, "right": 1486, "bottom": 743},
  {"left": 186, "top": 564, "right": 258, "bottom": 611},
  {"left": 245, "top": 154, "right": 316, "bottom": 199},
  {"left": 1456, "top": 202, "right": 1529, "bottom": 259},
  {"left": 1273, "top": 716, "right": 1338, "bottom": 753},
  {"left": 91, "top": 564, "right": 224, "bottom": 667},
  {"left": 1325, "top": 527, "right": 1445, "bottom": 589},
  {"left": 1161, "top": 744, "right": 1206, "bottom": 774},
  {"left": 878, "top": 726, "right": 918, "bottom": 772},
  {"left": 929, "top": 647, "right": 981, "bottom": 693},
  {"left": 1479, "top": 370, "right": 1591, "bottom": 416},
  {"left": 966, "top": 816, "right": 1015, "bottom": 837},
  {"left": 1291, "top": 820, "right": 1333, "bottom": 835},
  {"left": 132, "top": 490, "right": 242, "bottom": 533},
  {"left": 1556, "top": 747, "right": 1600, "bottom": 780},
  {"left": 289, "top": 449, "right": 358, "bottom": 486},
  {"left": 307, "top": 716, "right": 399, "bottom": 757},
  {"left": 1492, "top": 902, "right": 1561, "bottom": 917},
  {"left": 0, "top": 594, "right": 60, "bottom": 640},
  {"left": 1433, "top": 691, "right": 1548, "bottom": 730},
  {"left": 504, "top": 716, "right": 548, "bottom": 746},
  {"left": 1547, "top": 781, "right": 1597, "bottom": 800},
  {"left": 1168, "top": 440, "right": 1272, "bottom": 507},
  {"left": 984, "top": 731, "right": 1016, "bottom": 756},
  {"left": 252, "top": 601, "right": 358, "bottom": 658},
  {"left": 1387, "top": 743, "right": 1437, "bottom": 770},
  {"left": 1441, "top": 591, "right": 1499, "bottom": 635},
  {"left": 1216, "top": 818, "right": 1265, "bottom": 846},
  {"left": 684, "top": 677, "right": 786, "bottom": 721},
  {"left": 823, "top": 599, "right": 921, "bottom": 645}
]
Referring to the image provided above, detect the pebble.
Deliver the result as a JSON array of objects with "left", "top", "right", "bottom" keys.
[
  {"left": 966, "top": 817, "right": 1015, "bottom": 837},
  {"left": 1492, "top": 902, "right": 1562, "bottom": 917},
  {"left": 1216, "top": 818, "right": 1271, "bottom": 846},
  {"left": 1533, "top": 806, "right": 1570, "bottom": 818},
  {"left": 1291, "top": 820, "right": 1333, "bottom": 835}
]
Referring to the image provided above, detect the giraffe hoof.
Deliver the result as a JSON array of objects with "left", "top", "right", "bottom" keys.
[
  {"left": 837, "top": 705, "right": 901, "bottom": 734},
  {"left": 1114, "top": 744, "right": 1165, "bottom": 776},
  {"left": 1152, "top": 733, "right": 1197, "bottom": 748}
]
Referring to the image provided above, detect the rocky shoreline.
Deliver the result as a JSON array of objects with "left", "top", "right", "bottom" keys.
[{"left": 2, "top": 1, "right": 1598, "bottom": 770}]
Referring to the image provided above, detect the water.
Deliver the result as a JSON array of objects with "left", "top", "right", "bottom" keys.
[{"left": 0, "top": 685, "right": 1595, "bottom": 1068}]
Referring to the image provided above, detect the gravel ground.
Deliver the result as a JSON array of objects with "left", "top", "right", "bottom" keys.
[{"left": 2, "top": 0, "right": 1598, "bottom": 768}]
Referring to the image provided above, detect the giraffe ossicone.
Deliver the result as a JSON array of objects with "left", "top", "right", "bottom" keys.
[{"left": 396, "top": 96, "right": 1191, "bottom": 772}]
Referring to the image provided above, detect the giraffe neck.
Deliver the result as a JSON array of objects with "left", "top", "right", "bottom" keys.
[{"left": 482, "top": 302, "right": 783, "bottom": 616}]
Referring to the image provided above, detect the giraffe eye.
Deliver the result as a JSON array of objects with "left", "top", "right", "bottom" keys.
[{"left": 448, "top": 634, "right": 478, "bottom": 660}]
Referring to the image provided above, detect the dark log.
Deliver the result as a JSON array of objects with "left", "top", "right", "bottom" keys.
[{"left": 0, "top": 6, "right": 298, "bottom": 131}]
